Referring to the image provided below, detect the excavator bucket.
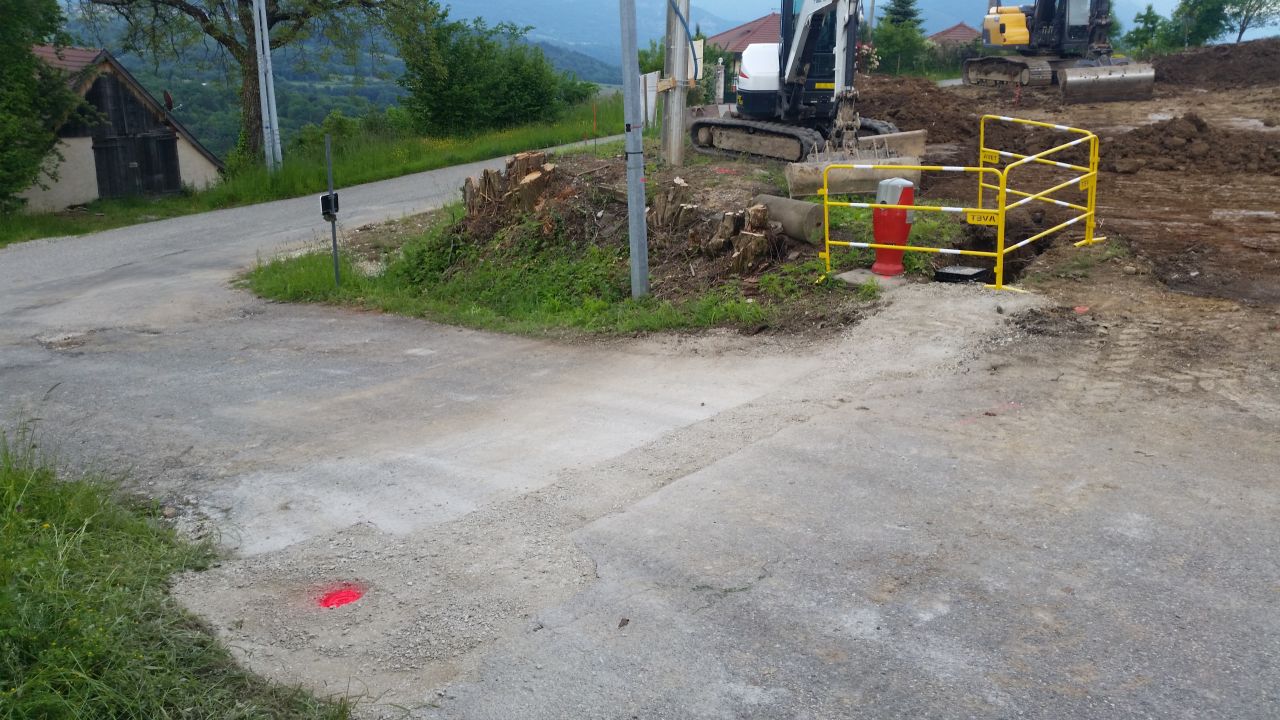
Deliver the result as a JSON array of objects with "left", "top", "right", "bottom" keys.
[
  {"left": 784, "top": 130, "right": 927, "bottom": 198},
  {"left": 1059, "top": 63, "right": 1155, "bottom": 104}
]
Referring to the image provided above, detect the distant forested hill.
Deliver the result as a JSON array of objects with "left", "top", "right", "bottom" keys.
[
  {"left": 536, "top": 42, "right": 623, "bottom": 85},
  {"left": 62, "top": 14, "right": 622, "bottom": 158}
]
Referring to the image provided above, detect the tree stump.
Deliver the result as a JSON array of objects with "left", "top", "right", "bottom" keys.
[
  {"left": 731, "top": 231, "right": 770, "bottom": 274},
  {"left": 507, "top": 151, "right": 547, "bottom": 180},
  {"left": 650, "top": 185, "right": 696, "bottom": 229},
  {"left": 745, "top": 203, "right": 770, "bottom": 231},
  {"left": 714, "top": 210, "right": 744, "bottom": 240},
  {"left": 512, "top": 170, "right": 549, "bottom": 213},
  {"left": 463, "top": 176, "right": 479, "bottom": 216}
]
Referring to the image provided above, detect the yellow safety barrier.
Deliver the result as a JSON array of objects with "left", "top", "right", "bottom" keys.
[
  {"left": 978, "top": 114, "right": 1104, "bottom": 255},
  {"left": 819, "top": 116, "right": 1103, "bottom": 290}
]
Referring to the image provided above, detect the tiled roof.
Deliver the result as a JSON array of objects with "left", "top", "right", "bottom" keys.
[
  {"left": 928, "top": 22, "right": 981, "bottom": 45},
  {"left": 707, "top": 13, "right": 782, "bottom": 54},
  {"left": 32, "top": 45, "right": 107, "bottom": 74}
]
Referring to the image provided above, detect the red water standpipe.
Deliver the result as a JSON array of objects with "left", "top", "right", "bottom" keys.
[{"left": 871, "top": 178, "right": 915, "bottom": 277}]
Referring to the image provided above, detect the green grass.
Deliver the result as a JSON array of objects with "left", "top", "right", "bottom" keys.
[
  {"left": 0, "top": 96, "right": 624, "bottom": 249},
  {"left": 0, "top": 425, "right": 351, "bottom": 719},
  {"left": 855, "top": 278, "right": 882, "bottom": 301},
  {"left": 825, "top": 196, "right": 969, "bottom": 276},
  {"left": 247, "top": 206, "right": 775, "bottom": 335}
]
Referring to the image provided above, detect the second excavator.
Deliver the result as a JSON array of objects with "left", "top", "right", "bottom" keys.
[{"left": 963, "top": 0, "right": 1155, "bottom": 103}]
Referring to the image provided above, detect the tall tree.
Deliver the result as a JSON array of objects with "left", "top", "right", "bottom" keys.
[
  {"left": 1124, "top": 4, "right": 1166, "bottom": 51},
  {"left": 389, "top": 3, "right": 588, "bottom": 137},
  {"left": 873, "top": 17, "right": 927, "bottom": 73},
  {"left": 880, "top": 0, "right": 922, "bottom": 29},
  {"left": 1, "top": 0, "right": 87, "bottom": 212},
  {"left": 78, "top": 0, "right": 387, "bottom": 165},
  {"left": 1163, "top": 0, "right": 1232, "bottom": 46},
  {"left": 1224, "top": 0, "right": 1280, "bottom": 42}
]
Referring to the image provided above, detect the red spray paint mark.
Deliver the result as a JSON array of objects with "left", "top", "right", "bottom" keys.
[{"left": 318, "top": 585, "right": 364, "bottom": 608}]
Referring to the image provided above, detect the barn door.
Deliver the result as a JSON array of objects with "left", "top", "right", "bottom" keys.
[
  {"left": 92, "top": 136, "right": 138, "bottom": 199},
  {"left": 136, "top": 134, "right": 181, "bottom": 194},
  {"left": 93, "top": 134, "right": 181, "bottom": 199}
]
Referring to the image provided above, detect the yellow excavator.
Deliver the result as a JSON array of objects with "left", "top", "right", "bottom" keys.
[{"left": 963, "top": 0, "right": 1155, "bottom": 103}]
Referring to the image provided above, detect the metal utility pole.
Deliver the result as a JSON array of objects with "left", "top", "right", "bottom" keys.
[
  {"left": 663, "top": 0, "right": 691, "bottom": 167},
  {"left": 868, "top": 0, "right": 877, "bottom": 35},
  {"left": 252, "top": 0, "right": 282, "bottom": 170},
  {"left": 618, "top": 0, "right": 650, "bottom": 298},
  {"left": 324, "top": 134, "right": 340, "bottom": 286}
]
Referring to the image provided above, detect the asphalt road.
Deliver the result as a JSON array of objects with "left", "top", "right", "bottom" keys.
[{"left": 1, "top": 150, "right": 1276, "bottom": 719}]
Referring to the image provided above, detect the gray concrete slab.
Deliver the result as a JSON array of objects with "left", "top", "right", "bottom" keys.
[{"left": 837, "top": 268, "right": 911, "bottom": 290}]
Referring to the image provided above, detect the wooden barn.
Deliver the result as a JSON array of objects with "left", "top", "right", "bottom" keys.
[{"left": 21, "top": 46, "right": 223, "bottom": 213}]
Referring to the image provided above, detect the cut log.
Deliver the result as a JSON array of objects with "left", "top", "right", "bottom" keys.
[
  {"left": 751, "top": 194, "right": 824, "bottom": 245},
  {"left": 785, "top": 157, "right": 920, "bottom": 197}
]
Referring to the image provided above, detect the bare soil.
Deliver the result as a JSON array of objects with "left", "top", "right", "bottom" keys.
[
  {"left": 883, "top": 43, "right": 1280, "bottom": 309},
  {"left": 1154, "top": 37, "right": 1280, "bottom": 89},
  {"left": 355, "top": 43, "right": 1280, "bottom": 325},
  {"left": 856, "top": 74, "right": 980, "bottom": 144}
]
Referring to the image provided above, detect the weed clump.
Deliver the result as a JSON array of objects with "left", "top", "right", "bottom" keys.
[{"left": 0, "top": 426, "right": 350, "bottom": 718}]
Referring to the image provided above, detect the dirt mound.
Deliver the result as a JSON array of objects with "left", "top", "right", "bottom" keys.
[
  {"left": 1154, "top": 38, "right": 1280, "bottom": 89},
  {"left": 857, "top": 74, "right": 979, "bottom": 144},
  {"left": 1103, "top": 113, "right": 1280, "bottom": 175},
  {"left": 458, "top": 151, "right": 823, "bottom": 304}
]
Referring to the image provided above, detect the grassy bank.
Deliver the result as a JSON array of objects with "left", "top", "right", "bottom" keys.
[
  {"left": 0, "top": 427, "right": 350, "bottom": 718},
  {"left": 244, "top": 185, "right": 969, "bottom": 337},
  {"left": 247, "top": 206, "right": 778, "bottom": 335},
  {"left": 0, "top": 96, "right": 624, "bottom": 249}
]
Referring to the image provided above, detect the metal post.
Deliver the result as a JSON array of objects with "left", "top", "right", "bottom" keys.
[
  {"left": 251, "top": 0, "right": 274, "bottom": 171},
  {"left": 619, "top": 0, "right": 649, "bottom": 298},
  {"left": 714, "top": 58, "right": 725, "bottom": 105},
  {"left": 664, "top": 0, "right": 690, "bottom": 167},
  {"left": 325, "top": 134, "right": 340, "bottom": 287},
  {"left": 257, "top": 0, "right": 282, "bottom": 167}
]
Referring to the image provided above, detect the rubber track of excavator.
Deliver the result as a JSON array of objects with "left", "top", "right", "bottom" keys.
[{"left": 689, "top": 118, "right": 825, "bottom": 162}]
